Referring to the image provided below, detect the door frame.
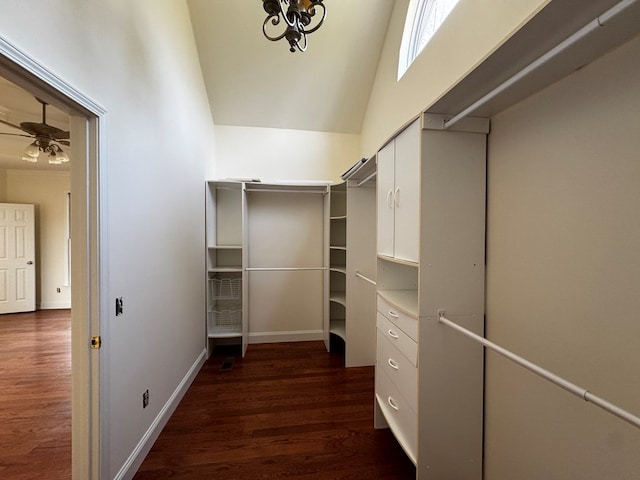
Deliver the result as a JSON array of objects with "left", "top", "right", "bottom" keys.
[{"left": 0, "top": 35, "right": 107, "bottom": 479}]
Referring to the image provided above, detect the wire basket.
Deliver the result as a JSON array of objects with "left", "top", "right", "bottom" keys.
[
  {"left": 209, "top": 309, "right": 241, "bottom": 332},
  {"left": 210, "top": 277, "right": 242, "bottom": 300}
]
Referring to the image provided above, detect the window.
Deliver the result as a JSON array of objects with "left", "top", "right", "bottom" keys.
[{"left": 398, "top": 0, "right": 460, "bottom": 80}]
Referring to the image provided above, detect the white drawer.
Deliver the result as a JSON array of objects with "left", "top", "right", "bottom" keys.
[
  {"left": 377, "top": 312, "right": 418, "bottom": 366},
  {"left": 377, "top": 330, "right": 418, "bottom": 413},
  {"left": 375, "top": 367, "right": 417, "bottom": 465},
  {"left": 377, "top": 294, "right": 418, "bottom": 341}
]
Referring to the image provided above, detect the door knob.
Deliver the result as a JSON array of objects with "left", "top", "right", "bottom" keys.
[{"left": 27, "top": 261, "right": 33, "bottom": 265}]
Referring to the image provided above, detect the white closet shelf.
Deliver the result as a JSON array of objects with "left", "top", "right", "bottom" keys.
[
  {"left": 330, "top": 266, "right": 346, "bottom": 274},
  {"left": 329, "top": 292, "right": 346, "bottom": 306},
  {"left": 330, "top": 245, "right": 347, "bottom": 250},
  {"left": 208, "top": 245, "right": 242, "bottom": 250},
  {"left": 377, "top": 254, "right": 419, "bottom": 269},
  {"left": 207, "top": 331, "right": 242, "bottom": 339},
  {"left": 245, "top": 182, "right": 329, "bottom": 194},
  {"left": 208, "top": 267, "right": 243, "bottom": 273},
  {"left": 376, "top": 289, "right": 418, "bottom": 318},
  {"left": 329, "top": 319, "right": 346, "bottom": 340},
  {"left": 330, "top": 215, "right": 347, "bottom": 220},
  {"left": 344, "top": 156, "right": 377, "bottom": 187}
]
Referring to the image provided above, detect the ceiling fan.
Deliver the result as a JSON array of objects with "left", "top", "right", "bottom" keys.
[{"left": 0, "top": 97, "right": 70, "bottom": 164}]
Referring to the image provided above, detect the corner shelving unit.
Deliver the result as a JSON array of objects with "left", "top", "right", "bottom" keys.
[
  {"left": 205, "top": 181, "right": 247, "bottom": 356},
  {"left": 328, "top": 182, "right": 347, "bottom": 344}
]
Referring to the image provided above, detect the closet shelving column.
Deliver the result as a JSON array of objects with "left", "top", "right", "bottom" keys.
[
  {"left": 374, "top": 114, "right": 489, "bottom": 479},
  {"left": 205, "top": 181, "right": 247, "bottom": 357},
  {"left": 344, "top": 156, "right": 377, "bottom": 367},
  {"left": 328, "top": 182, "right": 347, "bottom": 344}
]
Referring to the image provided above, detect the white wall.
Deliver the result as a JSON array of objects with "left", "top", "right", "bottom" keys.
[
  {"left": 360, "top": 0, "right": 550, "bottom": 157},
  {"left": 214, "top": 125, "right": 360, "bottom": 183},
  {"left": 6, "top": 170, "right": 71, "bottom": 309},
  {"left": 0, "top": 1, "right": 215, "bottom": 479},
  {"left": 485, "top": 34, "right": 640, "bottom": 479}
]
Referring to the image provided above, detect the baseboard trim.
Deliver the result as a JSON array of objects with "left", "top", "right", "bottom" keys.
[
  {"left": 113, "top": 348, "right": 207, "bottom": 480},
  {"left": 38, "top": 301, "right": 72, "bottom": 309},
  {"left": 248, "top": 330, "right": 324, "bottom": 344}
]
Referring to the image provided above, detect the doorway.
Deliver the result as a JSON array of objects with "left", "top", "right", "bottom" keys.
[{"left": 0, "top": 36, "right": 105, "bottom": 480}]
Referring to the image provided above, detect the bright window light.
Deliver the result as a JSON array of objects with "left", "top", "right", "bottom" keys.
[{"left": 398, "top": 0, "right": 460, "bottom": 80}]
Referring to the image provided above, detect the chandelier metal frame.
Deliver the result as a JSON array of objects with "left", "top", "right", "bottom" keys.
[{"left": 262, "top": 0, "right": 327, "bottom": 52}]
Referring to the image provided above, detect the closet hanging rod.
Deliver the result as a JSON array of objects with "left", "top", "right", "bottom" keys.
[
  {"left": 354, "top": 171, "right": 377, "bottom": 187},
  {"left": 355, "top": 271, "right": 376, "bottom": 286},
  {"left": 443, "top": 0, "right": 639, "bottom": 129},
  {"left": 437, "top": 314, "right": 640, "bottom": 430},
  {"left": 245, "top": 267, "right": 327, "bottom": 272}
]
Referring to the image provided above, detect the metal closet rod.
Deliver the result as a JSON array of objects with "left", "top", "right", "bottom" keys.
[
  {"left": 437, "top": 314, "right": 640, "bottom": 430},
  {"left": 245, "top": 267, "right": 327, "bottom": 271},
  {"left": 355, "top": 271, "right": 376, "bottom": 286},
  {"left": 443, "top": 0, "right": 639, "bottom": 129},
  {"left": 353, "top": 171, "right": 377, "bottom": 187}
]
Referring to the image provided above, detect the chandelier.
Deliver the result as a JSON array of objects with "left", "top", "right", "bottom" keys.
[{"left": 262, "top": 0, "right": 327, "bottom": 53}]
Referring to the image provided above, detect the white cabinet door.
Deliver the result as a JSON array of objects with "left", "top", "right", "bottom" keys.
[
  {"left": 376, "top": 141, "right": 395, "bottom": 258},
  {"left": 393, "top": 120, "right": 421, "bottom": 263}
]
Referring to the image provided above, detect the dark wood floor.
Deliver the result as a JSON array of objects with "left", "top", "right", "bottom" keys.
[
  {"left": 135, "top": 340, "right": 415, "bottom": 479},
  {"left": 0, "top": 309, "right": 72, "bottom": 480}
]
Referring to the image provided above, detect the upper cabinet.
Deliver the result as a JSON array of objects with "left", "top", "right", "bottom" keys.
[{"left": 376, "top": 120, "right": 421, "bottom": 263}]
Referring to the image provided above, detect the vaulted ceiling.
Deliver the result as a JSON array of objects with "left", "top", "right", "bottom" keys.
[
  {"left": 0, "top": 1, "right": 395, "bottom": 171},
  {"left": 186, "top": 0, "right": 395, "bottom": 134}
]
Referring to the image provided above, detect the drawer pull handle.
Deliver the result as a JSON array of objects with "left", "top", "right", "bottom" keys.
[
  {"left": 388, "top": 396, "right": 399, "bottom": 411},
  {"left": 394, "top": 187, "right": 400, "bottom": 207},
  {"left": 388, "top": 310, "right": 399, "bottom": 318},
  {"left": 388, "top": 329, "right": 399, "bottom": 339},
  {"left": 388, "top": 358, "right": 399, "bottom": 370},
  {"left": 386, "top": 189, "right": 394, "bottom": 208}
]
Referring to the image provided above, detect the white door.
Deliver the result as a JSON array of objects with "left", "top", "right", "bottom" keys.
[
  {"left": 393, "top": 119, "right": 421, "bottom": 263},
  {"left": 376, "top": 140, "right": 395, "bottom": 258},
  {"left": 0, "top": 203, "right": 36, "bottom": 313}
]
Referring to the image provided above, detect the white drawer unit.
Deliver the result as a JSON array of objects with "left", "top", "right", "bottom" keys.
[
  {"left": 375, "top": 366, "right": 418, "bottom": 465},
  {"left": 377, "top": 294, "right": 418, "bottom": 342},
  {"left": 376, "top": 312, "right": 417, "bottom": 367},
  {"left": 376, "top": 329, "right": 418, "bottom": 413}
]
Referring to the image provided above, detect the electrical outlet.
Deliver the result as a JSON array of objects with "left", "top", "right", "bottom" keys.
[
  {"left": 142, "top": 389, "right": 149, "bottom": 408},
  {"left": 115, "top": 297, "right": 124, "bottom": 316}
]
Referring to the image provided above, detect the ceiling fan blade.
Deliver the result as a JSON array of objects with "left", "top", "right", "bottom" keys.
[
  {"left": 0, "top": 131, "right": 32, "bottom": 138},
  {"left": 59, "top": 140, "right": 71, "bottom": 146},
  {"left": 0, "top": 118, "right": 25, "bottom": 132},
  {"left": 19, "top": 121, "right": 70, "bottom": 140}
]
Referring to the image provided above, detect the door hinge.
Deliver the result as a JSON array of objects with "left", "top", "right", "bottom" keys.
[{"left": 90, "top": 336, "right": 102, "bottom": 349}]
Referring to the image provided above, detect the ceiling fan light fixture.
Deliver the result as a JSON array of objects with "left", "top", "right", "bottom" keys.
[
  {"left": 1, "top": 97, "right": 71, "bottom": 166},
  {"left": 22, "top": 141, "right": 40, "bottom": 162},
  {"left": 46, "top": 143, "right": 69, "bottom": 165}
]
